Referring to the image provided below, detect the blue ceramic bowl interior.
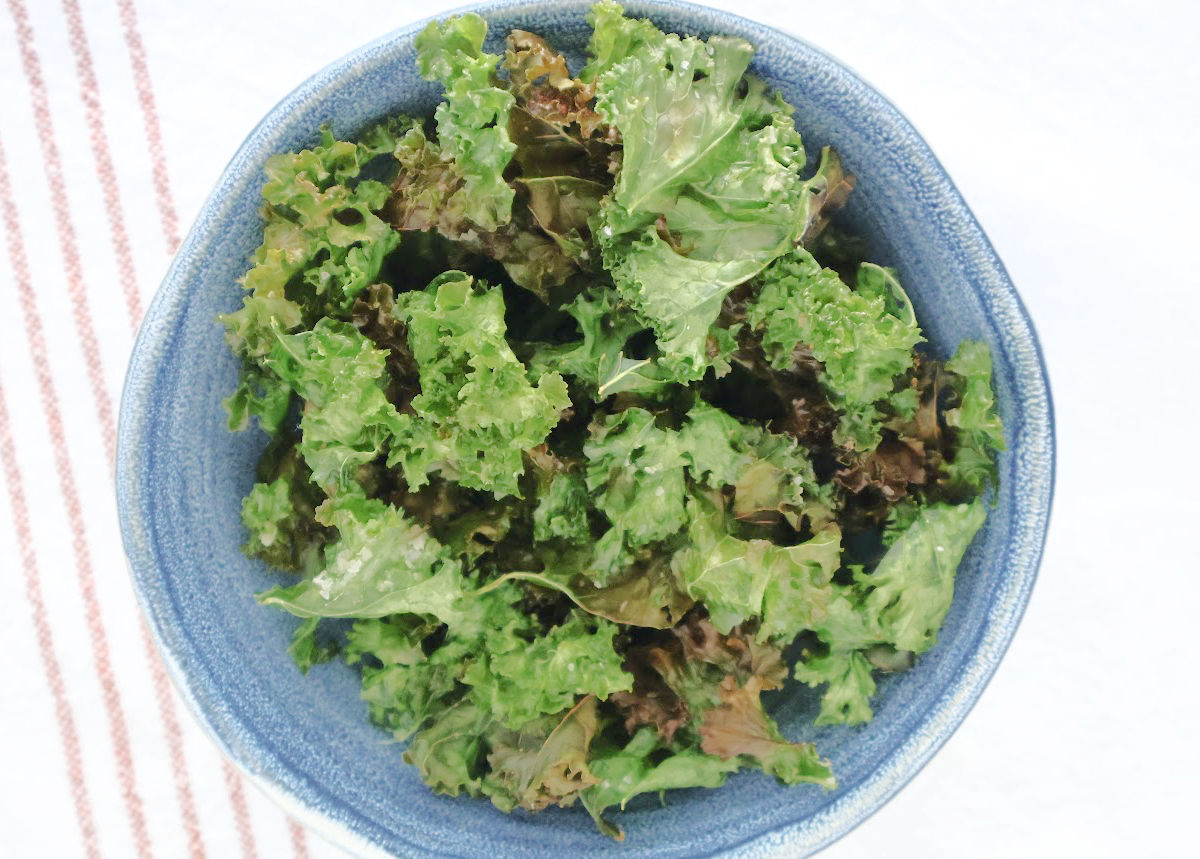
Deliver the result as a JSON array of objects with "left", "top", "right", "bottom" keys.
[{"left": 116, "top": 1, "right": 1054, "bottom": 855}]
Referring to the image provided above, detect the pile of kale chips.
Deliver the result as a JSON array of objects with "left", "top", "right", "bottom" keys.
[{"left": 221, "top": 2, "right": 1004, "bottom": 838}]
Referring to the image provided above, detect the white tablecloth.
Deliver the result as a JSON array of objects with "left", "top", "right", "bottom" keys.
[{"left": 1, "top": 1, "right": 1195, "bottom": 856}]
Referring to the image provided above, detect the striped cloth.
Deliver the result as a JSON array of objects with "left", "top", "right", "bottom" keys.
[{"left": 0, "top": 1, "right": 472, "bottom": 856}]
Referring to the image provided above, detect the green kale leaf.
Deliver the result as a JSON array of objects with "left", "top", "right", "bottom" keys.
[
  {"left": 523, "top": 286, "right": 666, "bottom": 397},
  {"left": 792, "top": 648, "right": 877, "bottom": 726},
  {"left": 794, "top": 498, "right": 988, "bottom": 724},
  {"left": 484, "top": 547, "right": 694, "bottom": 629},
  {"left": 583, "top": 407, "right": 690, "bottom": 578},
  {"left": 239, "top": 445, "right": 328, "bottom": 573},
  {"left": 265, "top": 318, "right": 403, "bottom": 490},
  {"left": 220, "top": 122, "right": 404, "bottom": 433},
  {"left": 942, "top": 340, "right": 1005, "bottom": 493},
  {"left": 589, "top": 5, "right": 850, "bottom": 377},
  {"left": 345, "top": 616, "right": 466, "bottom": 740},
  {"left": 678, "top": 401, "right": 833, "bottom": 528},
  {"left": 856, "top": 498, "right": 988, "bottom": 654},
  {"left": 256, "top": 492, "right": 466, "bottom": 622},
  {"left": 287, "top": 617, "right": 339, "bottom": 675},
  {"left": 416, "top": 14, "right": 516, "bottom": 230},
  {"left": 482, "top": 696, "right": 601, "bottom": 813},
  {"left": 404, "top": 699, "right": 494, "bottom": 798},
  {"left": 672, "top": 494, "right": 842, "bottom": 638},
  {"left": 532, "top": 471, "right": 592, "bottom": 544},
  {"left": 389, "top": 272, "right": 570, "bottom": 498},
  {"left": 748, "top": 249, "right": 924, "bottom": 450},
  {"left": 463, "top": 607, "right": 631, "bottom": 728},
  {"left": 581, "top": 728, "right": 739, "bottom": 839}
]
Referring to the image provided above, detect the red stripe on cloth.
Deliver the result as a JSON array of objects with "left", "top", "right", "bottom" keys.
[
  {"left": 59, "top": 0, "right": 143, "bottom": 327},
  {"left": 56, "top": 1, "right": 208, "bottom": 853},
  {"left": 113, "top": 0, "right": 180, "bottom": 254},
  {"left": 111, "top": 0, "right": 275, "bottom": 850},
  {"left": 6, "top": 0, "right": 116, "bottom": 467},
  {"left": 222, "top": 761, "right": 260, "bottom": 859},
  {"left": 288, "top": 820, "right": 311, "bottom": 859},
  {"left": 0, "top": 130, "right": 152, "bottom": 859},
  {"left": 0, "top": 375, "right": 103, "bottom": 859},
  {"left": 0, "top": 212, "right": 103, "bottom": 859},
  {"left": 137, "top": 621, "right": 208, "bottom": 859}
]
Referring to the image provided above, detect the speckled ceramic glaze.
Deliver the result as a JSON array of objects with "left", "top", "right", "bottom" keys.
[{"left": 116, "top": 1, "right": 1054, "bottom": 855}]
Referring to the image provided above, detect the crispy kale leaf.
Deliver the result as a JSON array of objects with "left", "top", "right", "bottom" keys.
[
  {"left": 532, "top": 470, "right": 592, "bottom": 544},
  {"left": 680, "top": 401, "right": 834, "bottom": 528},
  {"left": 795, "top": 498, "right": 988, "bottom": 724},
  {"left": 589, "top": 4, "right": 851, "bottom": 377},
  {"left": 415, "top": 14, "right": 515, "bottom": 230},
  {"left": 345, "top": 616, "right": 466, "bottom": 740},
  {"left": 482, "top": 696, "right": 601, "bottom": 813},
  {"left": 487, "top": 550, "right": 694, "bottom": 629},
  {"left": 747, "top": 249, "right": 924, "bottom": 451},
  {"left": 265, "top": 319, "right": 404, "bottom": 490},
  {"left": 583, "top": 407, "right": 691, "bottom": 577},
  {"left": 581, "top": 728, "right": 739, "bottom": 839},
  {"left": 403, "top": 699, "right": 493, "bottom": 798},
  {"left": 256, "top": 493, "right": 466, "bottom": 622},
  {"left": 699, "top": 675, "right": 836, "bottom": 787},
  {"left": 580, "top": 1, "right": 662, "bottom": 83},
  {"left": 239, "top": 445, "right": 328, "bottom": 572},
  {"left": 857, "top": 498, "right": 988, "bottom": 653},
  {"left": 287, "top": 617, "right": 339, "bottom": 674},
  {"left": 523, "top": 286, "right": 662, "bottom": 397},
  {"left": 243, "top": 122, "right": 404, "bottom": 311},
  {"left": 792, "top": 648, "right": 877, "bottom": 726},
  {"left": 673, "top": 494, "right": 842, "bottom": 638},
  {"left": 505, "top": 29, "right": 605, "bottom": 139},
  {"left": 587, "top": 615, "right": 831, "bottom": 837},
  {"left": 221, "top": 122, "right": 405, "bottom": 433},
  {"left": 942, "top": 341, "right": 1005, "bottom": 493},
  {"left": 462, "top": 607, "right": 631, "bottom": 728},
  {"left": 389, "top": 272, "right": 570, "bottom": 498},
  {"left": 384, "top": 125, "right": 470, "bottom": 236}
]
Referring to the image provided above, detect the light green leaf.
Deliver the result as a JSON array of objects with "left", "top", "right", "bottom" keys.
[
  {"left": 581, "top": 728, "right": 739, "bottom": 838},
  {"left": 524, "top": 286, "right": 666, "bottom": 397},
  {"left": 792, "top": 649, "right": 876, "bottom": 726},
  {"left": 677, "top": 401, "right": 832, "bottom": 527},
  {"left": 390, "top": 272, "right": 570, "bottom": 498},
  {"left": 265, "top": 319, "right": 403, "bottom": 489},
  {"left": 673, "top": 494, "right": 842, "bottom": 638},
  {"left": 483, "top": 549, "right": 693, "bottom": 630},
  {"left": 416, "top": 14, "right": 515, "bottom": 230},
  {"left": 583, "top": 408, "right": 691, "bottom": 580},
  {"left": 404, "top": 699, "right": 493, "bottom": 798},
  {"left": 463, "top": 609, "right": 632, "bottom": 728},
  {"left": 857, "top": 498, "right": 988, "bottom": 653},
  {"left": 943, "top": 340, "right": 1005, "bottom": 493},
  {"left": 532, "top": 471, "right": 592, "bottom": 545},
  {"left": 588, "top": 9, "right": 848, "bottom": 376},
  {"left": 748, "top": 249, "right": 924, "bottom": 451},
  {"left": 287, "top": 617, "right": 338, "bottom": 675},
  {"left": 256, "top": 493, "right": 466, "bottom": 622},
  {"left": 347, "top": 617, "right": 467, "bottom": 741}
]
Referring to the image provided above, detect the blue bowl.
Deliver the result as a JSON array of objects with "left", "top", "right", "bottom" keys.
[{"left": 116, "top": 1, "right": 1054, "bottom": 855}]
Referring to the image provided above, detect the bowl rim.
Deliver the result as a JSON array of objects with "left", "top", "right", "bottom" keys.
[{"left": 116, "top": 1, "right": 1056, "bottom": 855}]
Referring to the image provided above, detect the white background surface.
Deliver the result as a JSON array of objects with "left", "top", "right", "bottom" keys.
[{"left": 1, "top": 1, "right": 1196, "bottom": 857}]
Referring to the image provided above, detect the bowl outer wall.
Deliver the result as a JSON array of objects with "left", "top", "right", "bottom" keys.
[{"left": 115, "top": 1, "right": 1055, "bottom": 856}]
